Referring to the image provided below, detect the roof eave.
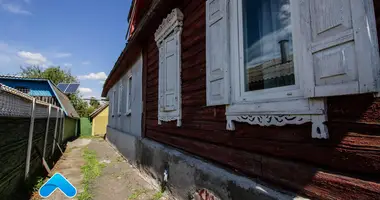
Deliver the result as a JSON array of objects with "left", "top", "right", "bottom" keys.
[{"left": 102, "top": 0, "right": 166, "bottom": 97}]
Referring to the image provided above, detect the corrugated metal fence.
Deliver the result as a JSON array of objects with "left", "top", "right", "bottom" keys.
[{"left": 0, "top": 83, "right": 65, "bottom": 198}]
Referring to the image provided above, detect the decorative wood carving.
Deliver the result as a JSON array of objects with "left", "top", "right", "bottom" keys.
[
  {"left": 158, "top": 115, "right": 181, "bottom": 127},
  {"left": 228, "top": 115, "right": 311, "bottom": 127},
  {"left": 155, "top": 8, "right": 183, "bottom": 127},
  {"left": 154, "top": 8, "right": 184, "bottom": 44},
  {"left": 226, "top": 98, "right": 329, "bottom": 139}
]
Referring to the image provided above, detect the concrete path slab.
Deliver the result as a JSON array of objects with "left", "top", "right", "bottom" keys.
[
  {"left": 88, "top": 139, "right": 160, "bottom": 200},
  {"left": 31, "top": 138, "right": 166, "bottom": 200}
]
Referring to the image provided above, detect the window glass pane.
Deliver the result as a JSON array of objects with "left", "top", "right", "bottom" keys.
[{"left": 242, "top": 0, "right": 295, "bottom": 92}]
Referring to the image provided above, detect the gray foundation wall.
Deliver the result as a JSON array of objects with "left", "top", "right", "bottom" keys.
[{"left": 106, "top": 127, "right": 302, "bottom": 200}]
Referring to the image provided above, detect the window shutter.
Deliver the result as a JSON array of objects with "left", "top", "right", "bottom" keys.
[
  {"left": 158, "top": 44, "right": 165, "bottom": 112},
  {"left": 295, "top": 0, "right": 379, "bottom": 97},
  {"left": 206, "top": 0, "right": 231, "bottom": 105},
  {"left": 163, "top": 35, "right": 178, "bottom": 111}
]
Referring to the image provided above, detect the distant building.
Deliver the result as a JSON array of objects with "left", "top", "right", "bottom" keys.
[
  {"left": 0, "top": 76, "right": 79, "bottom": 140},
  {"left": 89, "top": 103, "right": 109, "bottom": 137}
]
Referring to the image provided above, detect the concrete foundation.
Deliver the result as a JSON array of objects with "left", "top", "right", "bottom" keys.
[{"left": 106, "top": 127, "right": 303, "bottom": 200}]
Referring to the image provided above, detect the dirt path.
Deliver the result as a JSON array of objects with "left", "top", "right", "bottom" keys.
[{"left": 33, "top": 138, "right": 165, "bottom": 200}]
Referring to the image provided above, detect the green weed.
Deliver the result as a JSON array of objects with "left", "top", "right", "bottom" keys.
[
  {"left": 128, "top": 189, "right": 148, "bottom": 200},
  {"left": 77, "top": 149, "right": 105, "bottom": 200},
  {"left": 151, "top": 191, "right": 164, "bottom": 200},
  {"left": 33, "top": 177, "right": 45, "bottom": 192}
]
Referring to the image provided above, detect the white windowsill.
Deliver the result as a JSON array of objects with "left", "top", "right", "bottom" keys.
[{"left": 225, "top": 97, "right": 329, "bottom": 139}]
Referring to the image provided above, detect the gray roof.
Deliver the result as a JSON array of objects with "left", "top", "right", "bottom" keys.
[
  {"left": 89, "top": 103, "right": 109, "bottom": 119},
  {"left": 0, "top": 75, "right": 79, "bottom": 119}
]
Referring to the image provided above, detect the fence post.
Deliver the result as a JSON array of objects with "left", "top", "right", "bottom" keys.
[
  {"left": 42, "top": 104, "right": 51, "bottom": 159},
  {"left": 25, "top": 98, "right": 36, "bottom": 180},
  {"left": 52, "top": 107, "right": 59, "bottom": 155},
  {"left": 75, "top": 119, "right": 78, "bottom": 137},
  {"left": 61, "top": 112, "right": 65, "bottom": 142},
  {"left": 58, "top": 109, "right": 63, "bottom": 143}
]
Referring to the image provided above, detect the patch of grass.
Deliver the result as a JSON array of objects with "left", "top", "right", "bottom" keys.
[
  {"left": 151, "top": 191, "right": 164, "bottom": 200},
  {"left": 79, "top": 135, "right": 95, "bottom": 139},
  {"left": 128, "top": 189, "right": 148, "bottom": 200},
  {"left": 77, "top": 149, "right": 105, "bottom": 200},
  {"left": 33, "top": 177, "right": 45, "bottom": 192},
  {"left": 115, "top": 156, "right": 124, "bottom": 163}
]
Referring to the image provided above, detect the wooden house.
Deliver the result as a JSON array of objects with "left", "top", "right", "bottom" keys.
[
  {"left": 89, "top": 103, "right": 109, "bottom": 136},
  {"left": 102, "top": 0, "right": 380, "bottom": 199}
]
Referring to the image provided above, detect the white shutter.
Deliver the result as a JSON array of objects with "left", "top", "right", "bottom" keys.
[
  {"left": 295, "top": 0, "right": 380, "bottom": 97},
  {"left": 163, "top": 35, "right": 178, "bottom": 111},
  {"left": 206, "top": 0, "right": 231, "bottom": 105},
  {"left": 158, "top": 44, "right": 165, "bottom": 112}
]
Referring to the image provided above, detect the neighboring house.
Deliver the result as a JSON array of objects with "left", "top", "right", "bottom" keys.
[
  {"left": 102, "top": 0, "right": 380, "bottom": 199},
  {"left": 0, "top": 76, "right": 80, "bottom": 141},
  {"left": 89, "top": 103, "right": 109, "bottom": 136}
]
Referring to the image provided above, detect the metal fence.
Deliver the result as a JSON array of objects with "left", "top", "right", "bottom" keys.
[{"left": 0, "top": 83, "right": 65, "bottom": 197}]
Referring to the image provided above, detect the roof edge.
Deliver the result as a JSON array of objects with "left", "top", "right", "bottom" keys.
[
  {"left": 102, "top": 0, "right": 165, "bottom": 97},
  {"left": 89, "top": 103, "right": 109, "bottom": 118},
  {"left": 47, "top": 80, "right": 70, "bottom": 117}
]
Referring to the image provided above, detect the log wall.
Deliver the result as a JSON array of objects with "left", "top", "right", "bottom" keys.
[{"left": 142, "top": 0, "right": 380, "bottom": 199}]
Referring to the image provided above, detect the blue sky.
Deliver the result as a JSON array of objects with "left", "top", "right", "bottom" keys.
[{"left": 0, "top": 0, "right": 132, "bottom": 98}]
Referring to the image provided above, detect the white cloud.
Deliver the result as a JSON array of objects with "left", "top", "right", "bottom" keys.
[
  {"left": 0, "top": 41, "right": 24, "bottom": 73},
  {"left": 78, "top": 72, "right": 107, "bottom": 80},
  {"left": 2, "top": 3, "right": 31, "bottom": 15},
  {"left": 99, "top": 80, "right": 105, "bottom": 85},
  {"left": 81, "top": 61, "right": 91, "bottom": 65},
  {"left": 17, "top": 51, "right": 47, "bottom": 66},
  {"left": 0, "top": 41, "right": 56, "bottom": 73},
  {"left": 63, "top": 63, "right": 73, "bottom": 67},
  {"left": 78, "top": 87, "right": 92, "bottom": 93},
  {"left": 54, "top": 52, "right": 72, "bottom": 58}
]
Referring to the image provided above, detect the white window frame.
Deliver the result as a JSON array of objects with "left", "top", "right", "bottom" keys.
[
  {"left": 154, "top": 8, "right": 183, "bottom": 127},
  {"left": 125, "top": 73, "right": 132, "bottom": 116},
  {"left": 225, "top": 0, "right": 328, "bottom": 138},
  {"left": 118, "top": 83, "right": 123, "bottom": 116},
  {"left": 112, "top": 89, "right": 116, "bottom": 117},
  {"left": 219, "top": 0, "right": 380, "bottom": 139},
  {"left": 233, "top": 0, "right": 302, "bottom": 103}
]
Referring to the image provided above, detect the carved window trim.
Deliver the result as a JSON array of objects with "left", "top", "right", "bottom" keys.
[
  {"left": 125, "top": 73, "right": 132, "bottom": 116},
  {"left": 225, "top": 0, "right": 329, "bottom": 139},
  {"left": 226, "top": 98, "right": 328, "bottom": 139},
  {"left": 154, "top": 8, "right": 183, "bottom": 127}
]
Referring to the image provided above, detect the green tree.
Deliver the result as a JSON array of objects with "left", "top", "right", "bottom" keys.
[
  {"left": 89, "top": 97, "right": 100, "bottom": 109},
  {"left": 69, "top": 93, "right": 90, "bottom": 117},
  {"left": 20, "top": 66, "right": 77, "bottom": 85},
  {"left": 87, "top": 106, "right": 96, "bottom": 116},
  {"left": 20, "top": 66, "right": 93, "bottom": 117}
]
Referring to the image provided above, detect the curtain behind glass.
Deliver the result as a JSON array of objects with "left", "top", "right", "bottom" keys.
[{"left": 243, "top": 0, "right": 295, "bottom": 92}]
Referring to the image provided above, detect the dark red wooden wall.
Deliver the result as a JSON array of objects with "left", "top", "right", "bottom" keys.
[{"left": 142, "top": 0, "right": 380, "bottom": 199}]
